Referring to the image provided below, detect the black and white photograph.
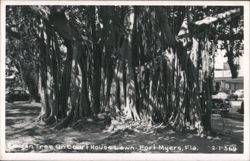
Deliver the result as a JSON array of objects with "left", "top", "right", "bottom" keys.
[{"left": 0, "top": 1, "right": 249, "bottom": 160}]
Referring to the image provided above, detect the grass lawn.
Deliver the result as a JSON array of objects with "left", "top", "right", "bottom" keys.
[{"left": 5, "top": 102, "right": 243, "bottom": 153}]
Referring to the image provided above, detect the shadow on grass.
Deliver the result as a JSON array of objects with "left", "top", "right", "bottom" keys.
[{"left": 5, "top": 102, "right": 243, "bottom": 153}]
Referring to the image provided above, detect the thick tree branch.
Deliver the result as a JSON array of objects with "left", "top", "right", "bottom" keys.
[
  {"left": 155, "top": 7, "right": 177, "bottom": 46},
  {"left": 178, "top": 8, "right": 242, "bottom": 39},
  {"left": 193, "top": 8, "right": 241, "bottom": 26}
]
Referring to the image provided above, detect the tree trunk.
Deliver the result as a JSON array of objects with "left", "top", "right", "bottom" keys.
[
  {"left": 123, "top": 8, "right": 140, "bottom": 121},
  {"left": 59, "top": 40, "right": 73, "bottom": 118},
  {"left": 79, "top": 56, "right": 91, "bottom": 117}
]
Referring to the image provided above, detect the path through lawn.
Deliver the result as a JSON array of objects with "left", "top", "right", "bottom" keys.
[{"left": 6, "top": 102, "right": 243, "bottom": 153}]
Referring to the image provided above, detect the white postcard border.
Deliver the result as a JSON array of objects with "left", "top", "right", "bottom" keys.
[{"left": 0, "top": 1, "right": 249, "bottom": 160}]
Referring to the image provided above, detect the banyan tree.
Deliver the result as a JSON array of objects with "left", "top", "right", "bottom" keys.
[{"left": 6, "top": 5, "right": 243, "bottom": 135}]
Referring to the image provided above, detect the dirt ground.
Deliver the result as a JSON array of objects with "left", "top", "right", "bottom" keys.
[{"left": 5, "top": 102, "right": 243, "bottom": 153}]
